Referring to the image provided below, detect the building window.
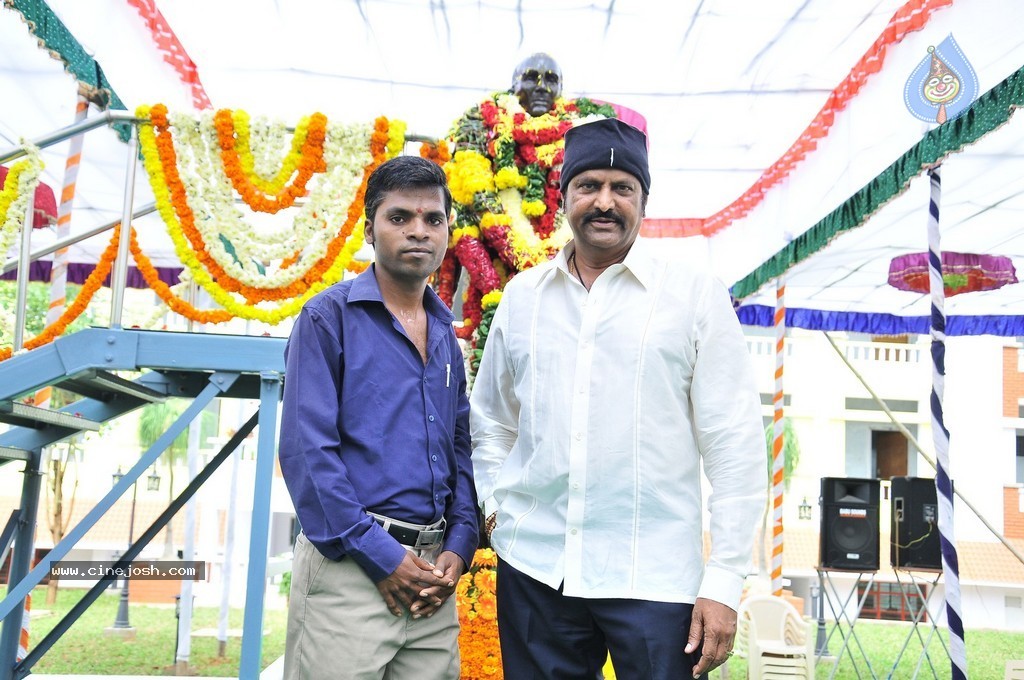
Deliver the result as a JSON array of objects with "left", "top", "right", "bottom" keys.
[
  {"left": 857, "top": 581, "right": 928, "bottom": 622},
  {"left": 1016, "top": 431, "right": 1024, "bottom": 484}
]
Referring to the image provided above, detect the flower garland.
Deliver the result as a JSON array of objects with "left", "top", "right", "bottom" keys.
[
  {"left": 165, "top": 109, "right": 369, "bottom": 291},
  {"left": 0, "top": 144, "right": 45, "bottom": 257},
  {"left": 128, "top": 226, "right": 233, "bottom": 325},
  {"left": 214, "top": 108, "right": 327, "bottom": 214},
  {"left": 419, "top": 139, "right": 452, "bottom": 165},
  {"left": 444, "top": 94, "right": 615, "bottom": 339},
  {"left": 137, "top": 105, "right": 398, "bottom": 324},
  {"left": 456, "top": 549, "right": 501, "bottom": 679},
  {"left": 0, "top": 221, "right": 118, "bottom": 362},
  {"left": 231, "top": 109, "right": 310, "bottom": 195}
]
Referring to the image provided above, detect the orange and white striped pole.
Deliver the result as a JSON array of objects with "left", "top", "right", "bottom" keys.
[
  {"left": 15, "top": 593, "right": 30, "bottom": 662},
  {"left": 26, "top": 98, "right": 89, "bottom": 662},
  {"left": 33, "top": 94, "right": 89, "bottom": 413},
  {"left": 770, "top": 277, "right": 786, "bottom": 596}
]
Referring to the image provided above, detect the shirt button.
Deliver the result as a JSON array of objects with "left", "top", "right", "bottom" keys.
[
  {"left": 573, "top": 483, "right": 580, "bottom": 490},
  {"left": 575, "top": 432, "right": 582, "bottom": 441},
  {"left": 432, "top": 455, "right": 437, "bottom": 461},
  {"left": 571, "top": 529, "right": 578, "bottom": 535},
  {"left": 428, "top": 415, "right": 435, "bottom": 422}
]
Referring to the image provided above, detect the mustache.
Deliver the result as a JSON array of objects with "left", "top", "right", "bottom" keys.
[{"left": 583, "top": 210, "right": 624, "bottom": 226}]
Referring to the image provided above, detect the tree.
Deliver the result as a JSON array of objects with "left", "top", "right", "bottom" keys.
[
  {"left": 0, "top": 281, "right": 92, "bottom": 347},
  {"left": 137, "top": 399, "right": 216, "bottom": 558},
  {"left": 757, "top": 418, "right": 801, "bottom": 578},
  {"left": 43, "top": 434, "right": 81, "bottom": 604}
]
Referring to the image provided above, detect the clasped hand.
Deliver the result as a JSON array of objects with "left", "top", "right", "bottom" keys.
[{"left": 375, "top": 550, "right": 465, "bottom": 619}]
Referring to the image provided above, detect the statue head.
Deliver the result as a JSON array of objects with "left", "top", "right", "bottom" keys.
[{"left": 511, "top": 53, "right": 563, "bottom": 117}]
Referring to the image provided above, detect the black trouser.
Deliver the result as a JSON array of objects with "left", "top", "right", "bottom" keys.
[{"left": 496, "top": 558, "right": 707, "bottom": 680}]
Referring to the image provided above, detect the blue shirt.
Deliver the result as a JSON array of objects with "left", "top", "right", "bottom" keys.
[{"left": 279, "top": 265, "right": 478, "bottom": 582}]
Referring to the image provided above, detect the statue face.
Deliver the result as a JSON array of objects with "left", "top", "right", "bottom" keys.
[{"left": 512, "top": 53, "right": 562, "bottom": 117}]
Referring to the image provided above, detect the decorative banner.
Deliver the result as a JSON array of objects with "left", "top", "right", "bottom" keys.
[
  {"left": 904, "top": 34, "right": 979, "bottom": 123},
  {"left": 128, "top": 0, "right": 212, "bottom": 110},
  {"left": 888, "top": 251, "right": 1018, "bottom": 296}
]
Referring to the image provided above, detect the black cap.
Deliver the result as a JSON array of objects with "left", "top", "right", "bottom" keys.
[{"left": 560, "top": 118, "right": 650, "bottom": 194}]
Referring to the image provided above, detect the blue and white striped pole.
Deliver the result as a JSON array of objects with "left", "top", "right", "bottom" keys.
[{"left": 926, "top": 166, "right": 966, "bottom": 680}]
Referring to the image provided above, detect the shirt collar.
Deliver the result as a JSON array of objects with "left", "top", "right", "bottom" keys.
[
  {"left": 349, "top": 264, "right": 455, "bottom": 324},
  {"left": 543, "top": 238, "right": 657, "bottom": 290}
]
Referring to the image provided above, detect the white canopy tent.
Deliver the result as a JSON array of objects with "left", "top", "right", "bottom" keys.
[{"left": 1, "top": 0, "right": 1022, "bottom": 327}]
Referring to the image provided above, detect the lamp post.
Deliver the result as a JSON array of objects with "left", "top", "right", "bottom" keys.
[
  {"left": 798, "top": 496, "right": 813, "bottom": 521},
  {"left": 811, "top": 575, "right": 830, "bottom": 658},
  {"left": 147, "top": 466, "right": 162, "bottom": 492},
  {"left": 110, "top": 466, "right": 136, "bottom": 634}
]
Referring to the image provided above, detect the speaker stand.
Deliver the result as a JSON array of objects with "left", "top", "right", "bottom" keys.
[
  {"left": 888, "top": 569, "right": 948, "bottom": 679},
  {"left": 818, "top": 568, "right": 881, "bottom": 680}
]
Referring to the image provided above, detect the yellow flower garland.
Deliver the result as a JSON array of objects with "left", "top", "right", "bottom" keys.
[
  {"left": 0, "top": 146, "right": 44, "bottom": 256},
  {"left": 232, "top": 109, "right": 309, "bottom": 195},
  {"left": 137, "top": 105, "right": 403, "bottom": 324}
]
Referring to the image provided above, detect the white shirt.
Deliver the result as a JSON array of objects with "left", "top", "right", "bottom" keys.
[{"left": 470, "top": 239, "right": 766, "bottom": 608}]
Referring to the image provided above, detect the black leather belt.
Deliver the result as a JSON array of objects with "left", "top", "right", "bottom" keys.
[{"left": 373, "top": 516, "right": 444, "bottom": 549}]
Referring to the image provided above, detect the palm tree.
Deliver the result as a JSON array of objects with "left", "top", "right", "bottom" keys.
[
  {"left": 138, "top": 399, "right": 191, "bottom": 558},
  {"left": 757, "top": 418, "right": 801, "bottom": 577}
]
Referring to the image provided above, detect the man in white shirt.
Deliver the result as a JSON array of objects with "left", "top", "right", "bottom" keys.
[{"left": 470, "top": 117, "right": 766, "bottom": 680}]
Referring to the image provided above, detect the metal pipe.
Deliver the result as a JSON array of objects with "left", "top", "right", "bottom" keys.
[
  {"left": 0, "top": 110, "right": 138, "bottom": 164},
  {"left": 109, "top": 126, "right": 139, "bottom": 329},
  {"left": 0, "top": 113, "right": 434, "bottom": 164},
  {"left": 12, "top": 199, "right": 34, "bottom": 351},
  {"left": 1, "top": 203, "right": 156, "bottom": 276}
]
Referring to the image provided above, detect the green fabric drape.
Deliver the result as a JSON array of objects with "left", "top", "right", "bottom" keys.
[
  {"left": 5, "top": 0, "right": 131, "bottom": 140},
  {"left": 732, "top": 63, "right": 1024, "bottom": 299}
]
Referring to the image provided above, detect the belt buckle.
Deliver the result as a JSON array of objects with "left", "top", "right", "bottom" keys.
[{"left": 415, "top": 528, "right": 443, "bottom": 549}]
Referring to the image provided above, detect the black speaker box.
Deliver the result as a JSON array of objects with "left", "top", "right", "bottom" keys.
[
  {"left": 890, "top": 476, "right": 942, "bottom": 570},
  {"left": 819, "top": 477, "right": 880, "bottom": 571}
]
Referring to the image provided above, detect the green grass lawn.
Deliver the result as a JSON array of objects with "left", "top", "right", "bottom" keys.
[
  {"left": 25, "top": 587, "right": 286, "bottom": 677},
  {"left": 19, "top": 587, "right": 1024, "bottom": 678},
  {"left": 723, "top": 618, "right": 1024, "bottom": 679}
]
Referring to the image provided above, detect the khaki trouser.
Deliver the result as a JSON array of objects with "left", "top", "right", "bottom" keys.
[{"left": 283, "top": 532, "right": 460, "bottom": 680}]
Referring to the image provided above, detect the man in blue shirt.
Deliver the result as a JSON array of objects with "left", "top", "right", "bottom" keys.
[{"left": 279, "top": 155, "right": 478, "bottom": 679}]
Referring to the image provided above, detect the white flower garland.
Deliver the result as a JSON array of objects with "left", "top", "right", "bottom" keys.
[
  {"left": 0, "top": 144, "right": 45, "bottom": 258},
  {"left": 166, "top": 112, "right": 373, "bottom": 290}
]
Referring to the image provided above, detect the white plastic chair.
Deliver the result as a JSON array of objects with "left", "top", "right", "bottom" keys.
[
  {"left": 736, "top": 595, "right": 815, "bottom": 679},
  {"left": 1006, "top": 659, "right": 1024, "bottom": 680}
]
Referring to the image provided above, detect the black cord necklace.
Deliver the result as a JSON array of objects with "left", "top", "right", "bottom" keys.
[{"left": 569, "top": 251, "right": 586, "bottom": 288}]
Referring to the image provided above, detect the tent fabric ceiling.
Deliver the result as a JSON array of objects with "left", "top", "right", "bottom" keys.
[{"left": 2, "top": 0, "right": 1022, "bottom": 333}]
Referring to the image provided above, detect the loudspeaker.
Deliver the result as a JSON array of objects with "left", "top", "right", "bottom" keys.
[
  {"left": 890, "top": 476, "right": 941, "bottom": 570},
  {"left": 819, "top": 477, "right": 880, "bottom": 571}
]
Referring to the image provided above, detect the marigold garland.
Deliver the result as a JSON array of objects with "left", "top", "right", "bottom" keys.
[
  {"left": 232, "top": 109, "right": 309, "bottom": 195},
  {"left": 0, "top": 222, "right": 118, "bottom": 361},
  {"left": 0, "top": 145, "right": 45, "bottom": 257},
  {"left": 137, "top": 104, "right": 396, "bottom": 323},
  {"left": 445, "top": 94, "right": 615, "bottom": 340},
  {"left": 129, "top": 226, "right": 233, "bottom": 325},
  {"left": 420, "top": 139, "right": 452, "bottom": 165},
  {"left": 214, "top": 108, "right": 327, "bottom": 213},
  {"left": 456, "top": 549, "right": 502, "bottom": 678}
]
